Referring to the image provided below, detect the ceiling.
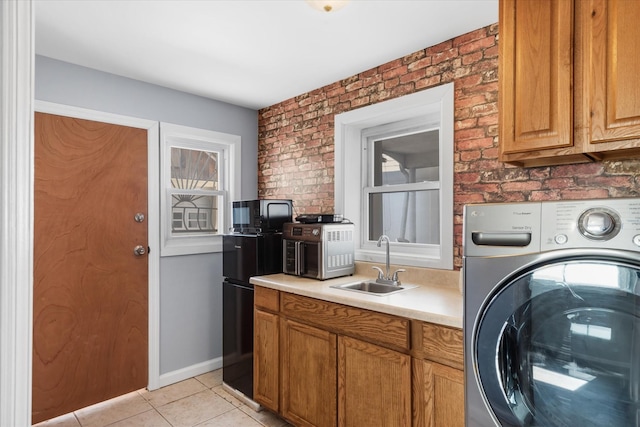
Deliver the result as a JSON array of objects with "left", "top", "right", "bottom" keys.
[{"left": 34, "top": 0, "right": 498, "bottom": 110}]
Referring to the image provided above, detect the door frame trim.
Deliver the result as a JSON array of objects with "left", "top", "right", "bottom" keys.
[
  {"left": 35, "top": 100, "right": 162, "bottom": 390},
  {"left": 1, "top": 1, "right": 34, "bottom": 425}
]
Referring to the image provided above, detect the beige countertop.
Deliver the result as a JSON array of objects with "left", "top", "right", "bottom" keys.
[{"left": 250, "top": 265, "right": 463, "bottom": 328}]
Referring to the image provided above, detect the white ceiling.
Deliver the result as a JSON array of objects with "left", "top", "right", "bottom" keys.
[{"left": 34, "top": 0, "right": 498, "bottom": 110}]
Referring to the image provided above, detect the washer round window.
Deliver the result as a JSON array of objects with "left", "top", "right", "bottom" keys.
[{"left": 474, "top": 260, "right": 640, "bottom": 427}]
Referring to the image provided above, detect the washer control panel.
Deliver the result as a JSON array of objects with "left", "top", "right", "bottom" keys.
[
  {"left": 541, "top": 198, "right": 640, "bottom": 251},
  {"left": 464, "top": 198, "right": 640, "bottom": 256}
]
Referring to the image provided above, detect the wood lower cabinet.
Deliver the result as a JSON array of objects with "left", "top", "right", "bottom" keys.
[
  {"left": 253, "top": 286, "right": 462, "bottom": 427},
  {"left": 338, "top": 336, "right": 411, "bottom": 427},
  {"left": 499, "top": 0, "right": 640, "bottom": 166},
  {"left": 412, "top": 321, "right": 464, "bottom": 427},
  {"left": 413, "top": 360, "right": 464, "bottom": 427},
  {"left": 254, "top": 308, "right": 279, "bottom": 412},
  {"left": 281, "top": 319, "right": 337, "bottom": 427}
]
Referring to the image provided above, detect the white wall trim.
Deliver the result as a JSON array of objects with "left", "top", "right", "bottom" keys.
[
  {"left": 34, "top": 100, "right": 163, "bottom": 391},
  {"left": 1, "top": 1, "right": 34, "bottom": 425},
  {"left": 157, "top": 357, "right": 223, "bottom": 389}
]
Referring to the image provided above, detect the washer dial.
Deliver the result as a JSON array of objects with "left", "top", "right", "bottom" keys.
[{"left": 578, "top": 208, "right": 621, "bottom": 240}]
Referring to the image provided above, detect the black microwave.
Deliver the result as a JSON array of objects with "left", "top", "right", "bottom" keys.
[{"left": 232, "top": 199, "right": 292, "bottom": 234}]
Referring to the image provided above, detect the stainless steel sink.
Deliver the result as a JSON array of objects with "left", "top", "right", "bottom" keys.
[{"left": 331, "top": 281, "right": 415, "bottom": 296}]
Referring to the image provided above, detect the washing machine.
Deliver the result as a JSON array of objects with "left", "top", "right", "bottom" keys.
[{"left": 463, "top": 198, "right": 640, "bottom": 427}]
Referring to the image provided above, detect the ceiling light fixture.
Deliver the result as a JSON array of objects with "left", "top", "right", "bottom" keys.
[{"left": 306, "top": 0, "right": 349, "bottom": 13}]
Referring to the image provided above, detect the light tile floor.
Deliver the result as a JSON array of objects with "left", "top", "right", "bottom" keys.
[{"left": 33, "top": 370, "right": 292, "bottom": 427}]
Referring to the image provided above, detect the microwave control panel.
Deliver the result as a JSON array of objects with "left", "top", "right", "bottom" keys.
[{"left": 283, "top": 222, "right": 353, "bottom": 243}]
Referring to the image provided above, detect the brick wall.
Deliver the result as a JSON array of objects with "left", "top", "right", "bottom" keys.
[{"left": 258, "top": 23, "right": 640, "bottom": 268}]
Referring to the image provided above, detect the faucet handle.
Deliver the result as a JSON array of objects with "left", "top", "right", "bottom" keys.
[
  {"left": 372, "top": 266, "right": 384, "bottom": 279},
  {"left": 391, "top": 268, "right": 406, "bottom": 282}
]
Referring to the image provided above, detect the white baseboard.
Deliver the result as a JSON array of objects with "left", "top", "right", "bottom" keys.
[{"left": 154, "top": 357, "right": 223, "bottom": 390}]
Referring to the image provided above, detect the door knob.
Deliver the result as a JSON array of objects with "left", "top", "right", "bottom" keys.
[
  {"left": 134, "top": 245, "right": 146, "bottom": 256},
  {"left": 134, "top": 213, "right": 145, "bottom": 223}
]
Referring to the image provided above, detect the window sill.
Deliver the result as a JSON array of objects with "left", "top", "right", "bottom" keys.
[
  {"left": 356, "top": 248, "right": 452, "bottom": 270},
  {"left": 160, "top": 234, "right": 223, "bottom": 257}
]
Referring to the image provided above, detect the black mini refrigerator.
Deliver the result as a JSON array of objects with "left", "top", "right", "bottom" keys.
[{"left": 222, "top": 233, "right": 283, "bottom": 399}]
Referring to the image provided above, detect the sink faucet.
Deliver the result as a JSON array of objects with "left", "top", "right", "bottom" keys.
[{"left": 372, "top": 235, "right": 405, "bottom": 286}]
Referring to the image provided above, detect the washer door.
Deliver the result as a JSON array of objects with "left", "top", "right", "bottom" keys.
[{"left": 475, "top": 258, "right": 640, "bottom": 427}]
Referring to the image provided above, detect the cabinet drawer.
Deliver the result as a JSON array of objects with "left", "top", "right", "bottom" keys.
[
  {"left": 421, "top": 322, "right": 463, "bottom": 370},
  {"left": 281, "top": 293, "right": 410, "bottom": 351},
  {"left": 255, "top": 286, "right": 279, "bottom": 312}
]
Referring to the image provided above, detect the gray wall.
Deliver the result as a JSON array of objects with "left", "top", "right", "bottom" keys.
[{"left": 35, "top": 55, "right": 258, "bottom": 375}]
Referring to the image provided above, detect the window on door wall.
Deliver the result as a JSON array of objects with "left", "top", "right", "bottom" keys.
[
  {"left": 160, "top": 122, "right": 241, "bottom": 256},
  {"left": 335, "top": 83, "right": 453, "bottom": 269}
]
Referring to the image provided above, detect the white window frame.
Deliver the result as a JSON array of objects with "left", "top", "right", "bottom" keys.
[
  {"left": 334, "top": 83, "right": 454, "bottom": 269},
  {"left": 362, "top": 118, "right": 441, "bottom": 253},
  {"left": 160, "top": 122, "right": 241, "bottom": 256}
]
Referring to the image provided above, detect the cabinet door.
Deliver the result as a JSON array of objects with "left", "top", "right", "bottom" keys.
[
  {"left": 338, "top": 336, "right": 411, "bottom": 427},
  {"left": 254, "top": 309, "right": 279, "bottom": 412},
  {"left": 413, "top": 359, "right": 464, "bottom": 427},
  {"left": 499, "top": 0, "right": 575, "bottom": 158},
  {"left": 587, "top": 0, "right": 640, "bottom": 150},
  {"left": 281, "top": 318, "right": 337, "bottom": 427}
]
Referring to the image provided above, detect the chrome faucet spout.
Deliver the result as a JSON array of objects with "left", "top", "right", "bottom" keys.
[{"left": 376, "top": 234, "right": 391, "bottom": 281}]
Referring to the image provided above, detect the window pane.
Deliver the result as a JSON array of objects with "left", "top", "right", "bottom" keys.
[
  {"left": 171, "top": 194, "right": 219, "bottom": 233},
  {"left": 171, "top": 147, "right": 219, "bottom": 190},
  {"left": 368, "top": 190, "right": 439, "bottom": 244},
  {"left": 372, "top": 130, "right": 439, "bottom": 186}
]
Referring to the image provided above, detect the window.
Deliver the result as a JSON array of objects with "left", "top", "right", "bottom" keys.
[
  {"left": 160, "top": 123, "right": 241, "bottom": 256},
  {"left": 334, "top": 83, "right": 453, "bottom": 269}
]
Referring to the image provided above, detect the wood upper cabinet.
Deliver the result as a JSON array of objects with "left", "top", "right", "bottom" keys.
[
  {"left": 499, "top": 0, "right": 640, "bottom": 166},
  {"left": 338, "top": 336, "right": 411, "bottom": 427},
  {"left": 585, "top": 0, "right": 640, "bottom": 152},
  {"left": 499, "top": 0, "right": 575, "bottom": 158},
  {"left": 281, "top": 318, "right": 337, "bottom": 427}
]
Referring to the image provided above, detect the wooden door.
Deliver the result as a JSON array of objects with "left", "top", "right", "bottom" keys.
[
  {"left": 32, "top": 112, "right": 148, "bottom": 424},
  {"left": 281, "top": 318, "right": 337, "bottom": 427},
  {"left": 338, "top": 336, "right": 411, "bottom": 427}
]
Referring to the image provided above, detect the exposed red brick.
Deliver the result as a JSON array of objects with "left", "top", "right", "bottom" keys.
[
  {"left": 415, "top": 75, "right": 442, "bottom": 90},
  {"left": 501, "top": 181, "right": 543, "bottom": 191},
  {"left": 457, "top": 137, "right": 495, "bottom": 151},
  {"left": 407, "top": 56, "right": 433, "bottom": 72},
  {"left": 400, "top": 68, "right": 428, "bottom": 84},
  {"left": 453, "top": 27, "right": 489, "bottom": 46},
  {"left": 257, "top": 22, "right": 640, "bottom": 269},
  {"left": 459, "top": 36, "right": 496, "bottom": 55},
  {"left": 426, "top": 39, "right": 453, "bottom": 55},
  {"left": 382, "top": 65, "right": 409, "bottom": 80},
  {"left": 462, "top": 51, "right": 483, "bottom": 65},
  {"left": 432, "top": 48, "right": 458, "bottom": 66},
  {"left": 377, "top": 58, "right": 404, "bottom": 73}
]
